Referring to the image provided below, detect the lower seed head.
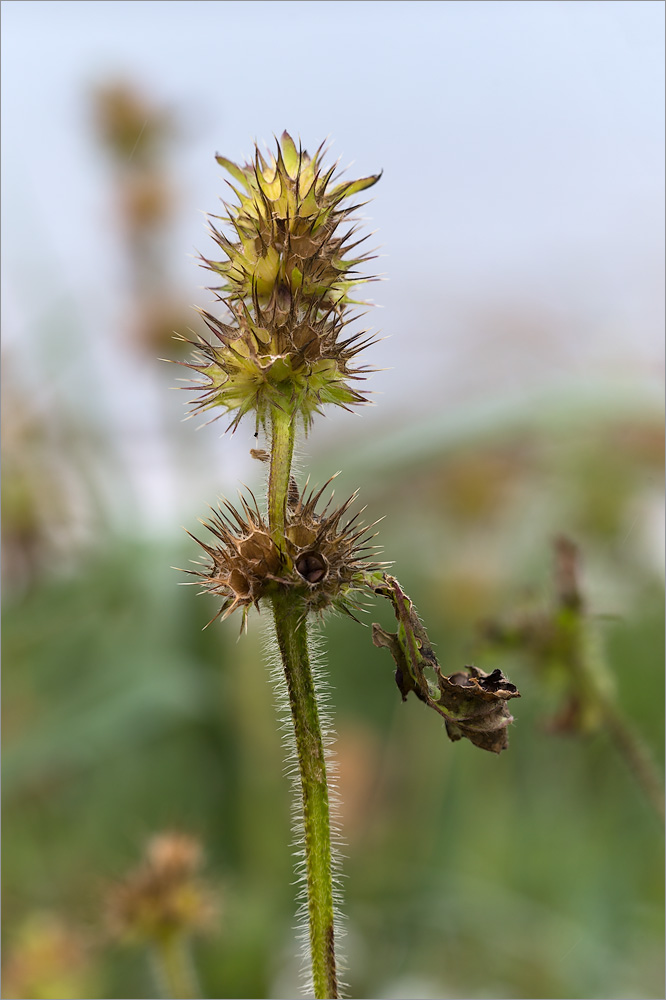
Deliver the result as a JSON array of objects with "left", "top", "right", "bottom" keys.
[{"left": 188, "top": 482, "right": 385, "bottom": 627}]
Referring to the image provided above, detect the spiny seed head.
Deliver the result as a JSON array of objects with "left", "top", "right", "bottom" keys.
[
  {"left": 186, "top": 492, "right": 285, "bottom": 630},
  {"left": 180, "top": 132, "right": 381, "bottom": 433},
  {"left": 181, "top": 298, "right": 375, "bottom": 432},
  {"left": 188, "top": 480, "right": 385, "bottom": 629},
  {"left": 283, "top": 477, "right": 386, "bottom": 618}
]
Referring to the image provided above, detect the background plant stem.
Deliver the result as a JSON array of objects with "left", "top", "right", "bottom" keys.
[
  {"left": 151, "top": 934, "right": 199, "bottom": 1000},
  {"left": 268, "top": 406, "right": 339, "bottom": 999},
  {"left": 576, "top": 619, "right": 665, "bottom": 826},
  {"left": 601, "top": 696, "right": 665, "bottom": 826}
]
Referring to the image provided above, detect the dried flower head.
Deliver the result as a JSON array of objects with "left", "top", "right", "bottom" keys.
[
  {"left": 187, "top": 492, "right": 285, "bottom": 629},
  {"left": 188, "top": 479, "right": 384, "bottom": 629},
  {"left": 284, "top": 476, "right": 385, "bottom": 617}
]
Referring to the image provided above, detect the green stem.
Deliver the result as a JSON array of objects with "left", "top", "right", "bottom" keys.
[
  {"left": 151, "top": 933, "right": 200, "bottom": 1000},
  {"left": 267, "top": 406, "right": 339, "bottom": 999},
  {"left": 267, "top": 405, "right": 295, "bottom": 542}
]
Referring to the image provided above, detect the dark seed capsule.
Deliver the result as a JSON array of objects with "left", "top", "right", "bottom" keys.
[{"left": 295, "top": 551, "right": 328, "bottom": 584}]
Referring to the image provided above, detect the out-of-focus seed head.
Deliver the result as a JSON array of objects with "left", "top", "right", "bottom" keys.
[
  {"left": 107, "top": 833, "right": 215, "bottom": 945},
  {"left": 92, "top": 81, "right": 173, "bottom": 165},
  {"left": 146, "top": 832, "right": 203, "bottom": 878},
  {"left": 1, "top": 914, "right": 94, "bottom": 1000}
]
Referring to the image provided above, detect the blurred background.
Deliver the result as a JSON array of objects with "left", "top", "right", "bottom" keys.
[{"left": 2, "top": 2, "right": 664, "bottom": 998}]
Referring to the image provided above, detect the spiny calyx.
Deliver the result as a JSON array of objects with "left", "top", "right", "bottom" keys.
[
  {"left": 182, "top": 296, "right": 374, "bottom": 432},
  {"left": 208, "top": 131, "right": 380, "bottom": 307},
  {"left": 284, "top": 476, "right": 385, "bottom": 616},
  {"left": 188, "top": 479, "right": 384, "bottom": 629}
]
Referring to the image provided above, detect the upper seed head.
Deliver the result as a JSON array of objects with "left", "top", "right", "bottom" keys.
[
  {"left": 182, "top": 133, "right": 381, "bottom": 432},
  {"left": 209, "top": 132, "right": 380, "bottom": 308}
]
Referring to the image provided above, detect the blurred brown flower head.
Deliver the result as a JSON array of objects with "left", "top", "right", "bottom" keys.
[
  {"left": 107, "top": 833, "right": 216, "bottom": 945},
  {"left": 1, "top": 913, "right": 94, "bottom": 1000}
]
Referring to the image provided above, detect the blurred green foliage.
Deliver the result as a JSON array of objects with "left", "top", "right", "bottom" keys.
[{"left": 3, "top": 398, "right": 664, "bottom": 999}]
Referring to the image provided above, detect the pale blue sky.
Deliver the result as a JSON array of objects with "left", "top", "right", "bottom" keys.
[{"left": 4, "top": 0, "right": 664, "bottom": 364}]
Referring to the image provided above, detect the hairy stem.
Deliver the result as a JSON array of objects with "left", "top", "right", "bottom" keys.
[
  {"left": 151, "top": 934, "right": 200, "bottom": 1000},
  {"left": 268, "top": 407, "right": 339, "bottom": 999},
  {"left": 272, "top": 592, "right": 339, "bottom": 999},
  {"left": 268, "top": 405, "right": 295, "bottom": 542}
]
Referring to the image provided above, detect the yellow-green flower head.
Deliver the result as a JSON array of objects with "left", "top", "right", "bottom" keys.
[
  {"left": 181, "top": 132, "right": 381, "bottom": 432},
  {"left": 206, "top": 131, "right": 380, "bottom": 308},
  {"left": 182, "top": 296, "right": 376, "bottom": 432}
]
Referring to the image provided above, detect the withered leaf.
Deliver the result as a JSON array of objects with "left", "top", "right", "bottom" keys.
[{"left": 371, "top": 575, "right": 520, "bottom": 754}]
